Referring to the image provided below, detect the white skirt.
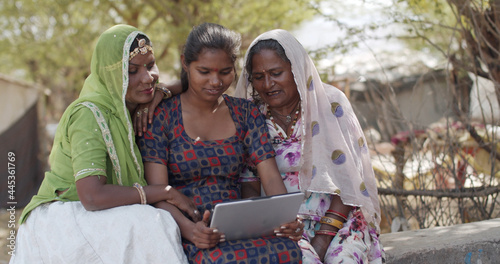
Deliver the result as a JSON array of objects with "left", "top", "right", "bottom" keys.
[{"left": 10, "top": 201, "right": 188, "bottom": 264}]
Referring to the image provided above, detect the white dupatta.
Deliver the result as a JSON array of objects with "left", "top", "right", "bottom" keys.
[{"left": 235, "top": 29, "right": 382, "bottom": 231}]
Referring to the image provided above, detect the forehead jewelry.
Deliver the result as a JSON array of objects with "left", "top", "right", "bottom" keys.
[{"left": 129, "top": 38, "right": 154, "bottom": 61}]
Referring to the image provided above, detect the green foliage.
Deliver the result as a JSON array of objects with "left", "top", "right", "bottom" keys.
[
  {"left": 398, "top": 0, "right": 458, "bottom": 54},
  {"left": 1, "top": 0, "right": 317, "bottom": 99}
]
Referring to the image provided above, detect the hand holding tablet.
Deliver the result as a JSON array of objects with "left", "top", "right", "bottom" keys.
[{"left": 209, "top": 192, "right": 305, "bottom": 241}]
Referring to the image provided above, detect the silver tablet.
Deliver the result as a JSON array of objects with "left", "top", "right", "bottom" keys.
[{"left": 209, "top": 192, "right": 304, "bottom": 241}]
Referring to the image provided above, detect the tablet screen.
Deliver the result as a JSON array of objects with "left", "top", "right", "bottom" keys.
[{"left": 209, "top": 192, "right": 304, "bottom": 241}]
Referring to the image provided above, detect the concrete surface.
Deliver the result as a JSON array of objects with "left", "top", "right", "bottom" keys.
[
  {"left": 2, "top": 207, "right": 498, "bottom": 264},
  {"left": 380, "top": 218, "right": 500, "bottom": 264}
]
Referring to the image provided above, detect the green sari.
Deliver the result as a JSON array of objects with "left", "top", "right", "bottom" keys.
[{"left": 20, "top": 24, "right": 147, "bottom": 223}]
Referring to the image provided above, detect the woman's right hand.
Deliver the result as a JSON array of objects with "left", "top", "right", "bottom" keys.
[
  {"left": 190, "top": 211, "right": 225, "bottom": 248},
  {"left": 165, "top": 185, "right": 201, "bottom": 222},
  {"left": 133, "top": 86, "right": 163, "bottom": 137},
  {"left": 134, "top": 81, "right": 182, "bottom": 137},
  {"left": 274, "top": 217, "right": 304, "bottom": 241}
]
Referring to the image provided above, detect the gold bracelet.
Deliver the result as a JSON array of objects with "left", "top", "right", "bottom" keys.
[
  {"left": 133, "top": 182, "right": 147, "bottom": 204},
  {"left": 320, "top": 216, "right": 344, "bottom": 229},
  {"left": 156, "top": 85, "right": 172, "bottom": 99}
]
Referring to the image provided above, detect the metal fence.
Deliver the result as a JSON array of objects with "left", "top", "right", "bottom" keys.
[{"left": 371, "top": 121, "right": 500, "bottom": 233}]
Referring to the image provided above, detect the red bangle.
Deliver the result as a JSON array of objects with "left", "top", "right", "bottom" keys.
[
  {"left": 326, "top": 210, "right": 347, "bottom": 220},
  {"left": 315, "top": 230, "right": 338, "bottom": 236}
]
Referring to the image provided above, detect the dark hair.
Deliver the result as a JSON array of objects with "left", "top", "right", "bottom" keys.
[
  {"left": 181, "top": 23, "right": 241, "bottom": 92},
  {"left": 245, "top": 39, "right": 290, "bottom": 104},
  {"left": 245, "top": 39, "right": 290, "bottom": 83},
  {"left": 129, "top": 34, "right": 152, "bottom": 52}
]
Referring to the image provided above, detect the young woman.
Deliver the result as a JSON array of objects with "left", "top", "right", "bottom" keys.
[
  {"left": 139, "top": 23, "right": 303, "bottom": 264},
  {"left": 235, "top": 30, "right": 385, "bottom": 263},
  {"left": 10, "top": 25, "right": 189, "bottom": 264}
]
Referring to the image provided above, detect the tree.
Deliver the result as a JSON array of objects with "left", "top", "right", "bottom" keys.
[
  {"left": 379, "top": 0, "right": 500, "bottom": 229},
  {"left": 398, "top": 0, "right": 500, "bottom": 158},
  {"left": 307, "top": 0, "right": 500, "bottom": 230},
  {"left": 446, "top": 0, "right": 500, "bottom": 103},
  {"left": 0, "top": 0, "right": 318, "bottom": 120}
]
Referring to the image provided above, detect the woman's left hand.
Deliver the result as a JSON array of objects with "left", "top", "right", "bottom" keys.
[
  {"left": 273, "top": 217, "right": 304, "bottom": 241},
  {"left": 164, "top": 185, "right": 201, "bottom": 222},
  {"left": 133, "top": 88, "right": 163, "bottom": 137},
  {"left": 310, "top": 233, "right": 333, "bottom": 262},
  {"left": 191, "top": 211, "right": 225, "bottom": 248}
]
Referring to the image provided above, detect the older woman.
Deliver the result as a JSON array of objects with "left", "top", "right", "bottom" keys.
[
  {"left": 235, "top": 30, "right": 385, "bottom": 263},
  {"left": 10, "top": 25, "right": 189, "bottom": 264}
]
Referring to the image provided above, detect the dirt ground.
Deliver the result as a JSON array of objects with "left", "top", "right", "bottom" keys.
[{"left": 0, "top": 208, "right": 21, "bottom": 264}]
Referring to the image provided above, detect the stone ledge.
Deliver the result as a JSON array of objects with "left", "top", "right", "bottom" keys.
[{"left": 380, "top": 218, "right": 500, "bottom": 264}]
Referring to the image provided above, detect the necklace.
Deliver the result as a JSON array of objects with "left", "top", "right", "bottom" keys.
[
  {"left": 269, "top": 103, "right": 297, "bottom": 124},
  {"left": 210, "top": 96, "right": 224, "bottom": 113},
  {"left": 267, "top": 101, "right": 301, "bottom": 140}
]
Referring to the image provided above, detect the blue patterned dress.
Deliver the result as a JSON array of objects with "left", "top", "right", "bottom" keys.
[{"left": 139, "top": 94, "right": 302, "bottom": 264}]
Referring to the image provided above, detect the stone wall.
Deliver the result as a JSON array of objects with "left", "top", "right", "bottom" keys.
[{"left": 380, "top": 218, "right": 500, "bottom": 264}]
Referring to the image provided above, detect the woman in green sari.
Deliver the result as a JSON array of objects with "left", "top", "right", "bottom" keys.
[{"left": 10, "top": 25, "right": 190, "bottom": 264}]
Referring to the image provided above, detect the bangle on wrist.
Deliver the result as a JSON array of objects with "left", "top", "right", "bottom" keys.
[
  {"left": 325, "top": 210, "right": 348, "bottom": 221},
  {"left": 133, "top": 182, "right": 147, "bottom": 205},
  {"left": 165, "top": 185, "right": 173, "bottom": 200},
  {"left": 315, "top": 230, "right": 338, "bottom": 236},
  {"left": 320, "top": 216, "right": 344, "bottom": 229},
  {"left": 156, "top": 84, "right": 172, "bottom": 99}
]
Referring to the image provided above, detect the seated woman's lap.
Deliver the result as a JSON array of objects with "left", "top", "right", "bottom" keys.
[{"left": 184, "top": 236, "right": 302, "bottom": 264}]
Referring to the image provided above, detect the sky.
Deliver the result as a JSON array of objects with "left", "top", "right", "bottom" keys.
[{"left": 292, "top": 0, "right": 440, "bottom": 79}]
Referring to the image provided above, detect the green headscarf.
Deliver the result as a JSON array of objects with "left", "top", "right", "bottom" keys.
[
  {"left": 20, "top": 25, "right": 148, "bottom": 223},
  {"left": 71, "top": 24, "right": 145, "bottom": 185}
]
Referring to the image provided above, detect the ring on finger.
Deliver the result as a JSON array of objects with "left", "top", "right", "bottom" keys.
[
  {"left": 194, "top": 209, "right": 199, "bottom": 215},
  {"left": 143, "top": 108, "right": 148, "bottom": 114},
  {"left": 295, "top": 227, "right": 302, "bottom": 233},
  {"left": 137, "top": 111, "right": 141, "bottom": 117}
]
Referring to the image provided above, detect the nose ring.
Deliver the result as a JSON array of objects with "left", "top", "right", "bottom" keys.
[{"left": 219, "top": 81, "right": 223, "bottom": 87}]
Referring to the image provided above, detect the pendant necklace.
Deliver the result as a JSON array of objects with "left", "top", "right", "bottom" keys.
[
  {"left": 269, "top": 102, "right": 298, "bottom": 124},
  {"left": 267, "top": 100, "right": 301, "bottom": 139}
]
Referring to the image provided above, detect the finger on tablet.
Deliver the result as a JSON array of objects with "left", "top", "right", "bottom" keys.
[{"left": 202, "top": 210, "right": 211, "bottom": 226}]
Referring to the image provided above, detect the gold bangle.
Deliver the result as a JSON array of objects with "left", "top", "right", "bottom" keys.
[
  {"left": 156, "top": 85, "right": 172, "bottom": 99},
  {"left": 133, "top": 182, "right": 147, "bottom": 205},
  {"left": 320, "top": 216, "right": 344, "bottom": 229}
]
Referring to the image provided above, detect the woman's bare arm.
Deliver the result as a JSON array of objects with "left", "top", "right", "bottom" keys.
[
  {"left": 75, "top": 175, "right": 176, "bottom": 210},
  {"left": 144, "top": 161, "right": 223, "bottom": 248},
  {"left": 255, "top": 157, "right": 287, "bottom": 196},
  {"left": 134, "top": 80, "right": 182, "bottom": 136}
]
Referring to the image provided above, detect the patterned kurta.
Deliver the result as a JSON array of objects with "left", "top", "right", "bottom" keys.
[
  {"left": 242, "top": 115, "right": 384, "bottom": 263},
  {"left": 139, "top": 94, "right": 302, "bottom": 264}
]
